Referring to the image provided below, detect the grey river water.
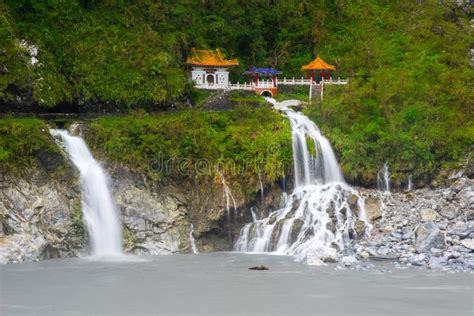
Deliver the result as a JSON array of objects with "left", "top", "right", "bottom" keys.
[{"left": 1, "top": 252, "right": 473, "bottom": 315}]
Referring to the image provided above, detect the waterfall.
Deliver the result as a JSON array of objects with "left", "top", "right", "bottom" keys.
[
  {"left": 356, "top": 196, "right": 372, "bottom": 234},
  {"left": 50, "top": 129, "right": 123, "bottom": 257},
  {"left": 258, "top": 171, "right": 264, "bottom": 203},
  {"left": 377, "top": 162, "right": 390, "bottom": 193},
  {"left": 189, "top": 224, "right": 199, "bottom": 254},
  {"left": 285, "top": 108, "right": 344, "bottom": 186},
  {"left": 250, "top": 207, "right": 258, "bottom": 222},
  {"left": 407, "top": 175, "right": 413, "bottom": 192},
  {"left": 235, "top": 98, "right": 366, "bottom": 263},
  {"left": 219, "top": 172, "right": 237, "bottom": 242}
]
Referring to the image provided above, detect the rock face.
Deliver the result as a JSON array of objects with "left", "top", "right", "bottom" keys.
[
  {"left": 113, "top": 172, "right": 183, "bottom": 255},
  {"left": 0, "top": 234, "right": 48, "bottom": 263},
  {"left": 1, "top": 157, "right": 285, "bottom": 263},
  {"left": 0, "top": 169, "right": 84, "bottom": 264}
]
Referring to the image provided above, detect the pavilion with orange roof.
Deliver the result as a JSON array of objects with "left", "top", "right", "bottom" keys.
[
  {"left": 186, "top": 48, "right": 239, "bottom": 89},
  {"left": 301, "top": 55, "right": 336, "bottom": 83}
]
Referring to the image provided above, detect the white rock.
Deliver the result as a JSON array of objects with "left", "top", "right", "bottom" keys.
[
  {"left": 461, "top": 239, "right": 474, "bottom": 250},
  {"left": 320, "top": 248, "right": 338, "bottom": 263},
  {"left": 307, "top": 257, "right": 326, "bottom": 266}
]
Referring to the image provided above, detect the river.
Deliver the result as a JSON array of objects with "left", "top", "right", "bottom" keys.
[{"left": 1, "top": 253, "right": 472, "bottom": 315}]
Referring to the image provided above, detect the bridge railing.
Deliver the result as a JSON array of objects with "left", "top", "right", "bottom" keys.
[
  {"left": 278, "top": 77, "right": 312, "bottom": 85},
  {"left": 277, "top": 77, "right": 348, "bottom": 85},
  {"left": 194, "top": 77, "right": 348, "bottom": 91},
  {"left": 255, "top": 79, "right": 275, "bottom": 88},
  {"left": 229, "top": 82, "right": 254, "bottom": 90}
]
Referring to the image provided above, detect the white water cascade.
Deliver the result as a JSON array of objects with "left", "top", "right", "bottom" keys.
[
  {"left": 407, "top": 175, "right": 413, "bottom": 192},
  {"left": 219, "top": 172, "right": 237, "bottom": 242},
  {"left": 234, "top": 98, "right": 366, "bottom": 263},
  {"left": 258, "top": 171, "right": 264, "bottom": 202},
  {"left": 50, "top": 129, "right": 123, "bottom": 257},
  {"left": 189, "top": 224, "right": 199, "bottom": 254},
  {"left": 377, "top": 162, "right": 390, "bottom": 193},
  {"left": 250, "top": 207, "right": 259, "bottom": 222}
]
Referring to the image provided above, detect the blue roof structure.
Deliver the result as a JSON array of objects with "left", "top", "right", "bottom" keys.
[{"left": 244, "top": 67, "right": 282, "bottom": 76}]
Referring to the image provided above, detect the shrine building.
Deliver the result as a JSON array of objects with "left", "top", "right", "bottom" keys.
[
  {"left": 186, "top": 48, "right": 239, "bottom": 89},
  {"left": 301, "top": 55, "right": 336, "bottom": 83}
]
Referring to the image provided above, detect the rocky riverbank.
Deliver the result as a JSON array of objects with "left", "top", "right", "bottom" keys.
[{"left": 337, "top": 173, "right": 474, "bottom": 271}]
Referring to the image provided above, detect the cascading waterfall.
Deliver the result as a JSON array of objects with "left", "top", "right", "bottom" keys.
[
  {"left": 407, "top": 175, "right": 413, "bottom": 192},
  {"left": 258, "top": 171, "right": 264, "bottom": 202},
  {"left": 234, "top": 98, "right": 366, "bottom": 263},
  {"left": 189, "top": 224, "right": 199, "bottom": 254},
  {"left": 286, "top": 108, "right": 345, "bottom": 186},
  {"left": 377, "top": 162, "right": 390, "bottom": 193},
  {"left": 50, "top": 129, "right": 123, "bottom": 257},
  {"left": 219, "top": 172, "right": 237, "bottom": 242},
  {"left": 250, "top": 207, "right": 258, "bottom": 222}
]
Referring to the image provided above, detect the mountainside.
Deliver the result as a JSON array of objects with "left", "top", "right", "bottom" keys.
[{"left": 1, "top": 0, "right": 472, "bottom": 184}]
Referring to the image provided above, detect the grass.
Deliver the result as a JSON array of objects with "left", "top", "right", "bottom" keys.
[
  {"left": 86, "top": 106, "right": 292, "bottom": 196},
  {"left": 0, "top": 118, "right": 59, "bottom": 173}
]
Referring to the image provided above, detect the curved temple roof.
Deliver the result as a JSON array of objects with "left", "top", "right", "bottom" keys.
[
  {"left": 244, "top": 67, "right": 282, "bottom": 76},
  {"left": 301, "top": 55, "right": 336, "bottom": 71},
  {"left": 186, "top": 48, "right": 239, "bottom": 67}
]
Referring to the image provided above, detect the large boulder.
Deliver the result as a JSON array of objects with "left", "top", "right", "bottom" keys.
[
  {"left": 414, "top": 221, "right": 445, "bottom": 253},
  {"left": 364, "top": 197, "right": 382, "bottom": 224},
  {"left": 320, "top": 247, "right": 338, "bottom": 263},
  {"left": 0, "top": 234, "right": 48, "bottom": 264}
]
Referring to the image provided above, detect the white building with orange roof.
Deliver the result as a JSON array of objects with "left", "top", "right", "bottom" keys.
[{"left": 186, "top": 48, "right": 239, "bottom": 89}]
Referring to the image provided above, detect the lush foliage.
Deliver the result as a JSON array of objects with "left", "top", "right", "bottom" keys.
[
  {"left": 1, "top": 0, "right": 472, "bottom": 184},
  {"left": 303, "top": 2, "right": 473, "bottom": 185},
  {"left": 1, "top": 0, "right": 187, "bottom": 108},
  {"left": 0, "top": 118, "right": 60, "bottom": 172},
  {"left": 87, "top": 106, "right": 292, "bottom": 187}
]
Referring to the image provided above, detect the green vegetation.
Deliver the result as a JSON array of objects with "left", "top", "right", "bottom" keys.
[
  {"left": 301, "top": 2, "right": 473, "bottom": 185},
  {"left": 275, "top": 86, "right": 310, "bottom": 102},
  {"left": 1, "top": 0, "right": 187, "bottom": 108},
  {"left": 1, "top": 1, "right": 472, "bottom": 184},
  {"left": 87, "top": 106, "right": 292, "bottom": 191},
  {"left": 0, "top": 118, "right": 59, "bottom": 172},
  {"left": 228, "top": 91, "right": 267, "bottom": 105}
]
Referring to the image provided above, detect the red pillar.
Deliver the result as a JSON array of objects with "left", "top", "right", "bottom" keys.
[
  {"left": 322, "top": 69, "right": 325, "bottom": 81},
  {"left": 272, "top": 75, "right": 276, "bottom": 87},
  {"left": 311, "top": 70, "right": 314, "bottom": 83}
]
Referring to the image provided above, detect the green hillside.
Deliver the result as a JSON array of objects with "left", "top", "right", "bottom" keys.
[{"left": 1, "top": 0, "right": 472, "bottom": 185}]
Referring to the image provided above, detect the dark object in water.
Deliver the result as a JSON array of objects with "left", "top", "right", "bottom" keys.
[{"left": 249, "top": 265, "right": 269, "bottom": 270}]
